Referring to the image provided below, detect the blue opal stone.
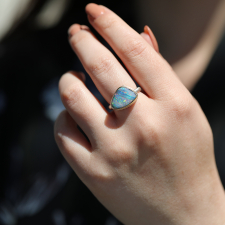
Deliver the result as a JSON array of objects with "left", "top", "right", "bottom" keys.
[{"left": 111, "top": 87, "right": 137, "bottom": 110}]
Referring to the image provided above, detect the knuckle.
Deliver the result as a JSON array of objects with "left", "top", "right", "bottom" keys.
[
  {"left": 170, "top": 94, "right": 194, "bottom": 118},
  {"left": 91, "top": 168, "right": 115, "bottom": 185},
  {"left": 88, "top": 55, "right": 114, "bottom": 76},
  {"left": 87, "top": 158, "right": 116, "bottom": 187},
  {"left": 129, "top": 105, "right": 161, "bottom": 148},
  {"left": 110, "top": 147, "right": 134, "bottom": 165},
  {"left": 138, "top": 119, "right": 161, "bottom": 150},
  {"left": 121, "top": 39, "right": 148, "bottom": 59},
  {"left": 98, "top": 15, "right": 118, "bottom": 31},
  {"left": 54, "top": 111, "right": 72, "bottom": 153},
  {"left": 54, "top": 112, "right": 65, "bottom": 143},
  {"left": 97, "top": 140, "right": 135, "bottom": 167},
  {"left": 60, "top": 81, "right": 84, "bottom": 107}
]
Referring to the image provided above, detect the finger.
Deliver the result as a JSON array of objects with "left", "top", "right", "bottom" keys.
[
  {"left": 140, "top": 25, "right": 159, "bottom": 53},
  {"left": 85, "top": 4, "right": 183, "bottom": 99},
  {"left": 54, "top": 110, "right": 92, "bottom": 178},
  {"left": 59, "top": 71, "right": 107, "bottom": 143},
  {"left": 68, "top": 24, "right": 136, "bottom": 103}
]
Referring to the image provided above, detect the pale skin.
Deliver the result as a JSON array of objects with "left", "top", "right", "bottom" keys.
[{"left": 54, "top": 3, "right": 225, "bottom": 225}]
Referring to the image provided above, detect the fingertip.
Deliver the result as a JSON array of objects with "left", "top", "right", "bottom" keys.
[
  {"left": 68, "top": 24, "right": 81, "bottom": 38},
  {"left": 85, "top": 3, "right": 105, "bottom": 20},
  {"left": 68, "top": 24, "right": 92, "bottom": 42},
  {"left": 85, "top": 3, "right": 97, "bottom": 12},
  {"left": 143, "top": 25, "right": 159, "bottom": 53}
]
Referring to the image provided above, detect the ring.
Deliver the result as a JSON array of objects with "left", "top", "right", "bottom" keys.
[{"left": 109, "top": 86, "right": 141, "bottom": 110}]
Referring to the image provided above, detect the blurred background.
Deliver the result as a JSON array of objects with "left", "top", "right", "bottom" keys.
[{"left": 0, "top": 0, "right": 225, "bottom": 224}]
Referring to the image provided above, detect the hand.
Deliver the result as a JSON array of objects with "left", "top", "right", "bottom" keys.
[{"left": 54, "top": 3, "right": 225, "bottom": 224}]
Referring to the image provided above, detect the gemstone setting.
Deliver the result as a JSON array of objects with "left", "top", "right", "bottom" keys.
[{"left": 110, "top": 86, "right": 138, "bottom": 110}]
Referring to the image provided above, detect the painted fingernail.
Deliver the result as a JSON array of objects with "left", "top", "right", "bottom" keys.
[
  {"left": 68, "top": 24, "right": 90, "bottom": 39},
  {"left": 85, "top": 3, "right": 105, "bottom": 20},
  {"left": 80, "top": 25, "right": 90, "bottom": 31},
  {"left": 144, "top": 25, "right": 159, "bottom": 52},
  {"left": 68, "top": 24, "right": 81, "bottom": 38}
]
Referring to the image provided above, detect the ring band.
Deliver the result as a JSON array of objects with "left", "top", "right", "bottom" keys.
[{"left": 109, "top": 86, "right": 141, "bottom": 110}]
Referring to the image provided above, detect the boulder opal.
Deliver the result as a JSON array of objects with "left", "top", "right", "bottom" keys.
[{"left": 111, "top": 86, "right": 137, "bottom": 110}]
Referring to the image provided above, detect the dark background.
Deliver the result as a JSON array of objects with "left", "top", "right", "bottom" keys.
[{"left": 0, "top": 1, "right": 134, "bottom": 224}]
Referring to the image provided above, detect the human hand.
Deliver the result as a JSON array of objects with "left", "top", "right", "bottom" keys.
[{"left": 54, "top": 3, "right": 225, "bottom": 225}]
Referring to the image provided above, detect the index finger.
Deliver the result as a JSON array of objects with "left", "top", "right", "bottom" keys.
[{"left": 85, "top": 3, "right": 184, "bottom": 100}]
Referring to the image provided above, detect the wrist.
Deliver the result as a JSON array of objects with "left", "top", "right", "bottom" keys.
[{"left": 176, "top": 169, "right": 225, "bottom": 225}]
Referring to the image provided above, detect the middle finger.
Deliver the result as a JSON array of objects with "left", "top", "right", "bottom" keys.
[{"left": 85, "top": 3, "right": 181, "bottom": 100}]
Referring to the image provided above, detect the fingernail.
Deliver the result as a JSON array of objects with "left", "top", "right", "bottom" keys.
[
  {"left": 68, "top": 24, "right": 90, "bottom": 39},
  {"left": 80, "top": 25, "right": 90, "bottom": 31},
  {"left": 144, "top": 25, "right": 159, "bottom": 52},
  {"left": 85, "top": 3, "right": 105, "bottom": 20},
  {"left": 68, "top": 24, "right": 81, "bottom": 38}
]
